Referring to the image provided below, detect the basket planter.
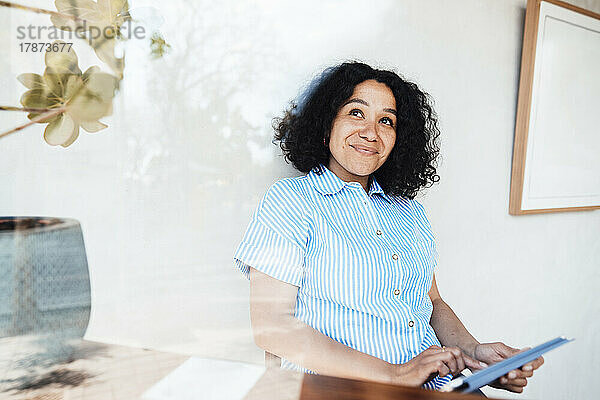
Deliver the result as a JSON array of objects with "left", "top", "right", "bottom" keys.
[{"left": 0, "top": 217, "right": 91, "bottom": 345}]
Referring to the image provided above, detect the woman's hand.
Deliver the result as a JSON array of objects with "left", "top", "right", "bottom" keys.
[
  {"left": 389, "top": 345, "right": 481, "bottom": 387},
  {"left": 473, "top": 342, "right": 544, "bottom": 393}
]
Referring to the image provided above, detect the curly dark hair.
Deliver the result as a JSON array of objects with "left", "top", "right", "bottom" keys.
[{"left": 272, "top": 61, "right": 441, "bottom": 199}]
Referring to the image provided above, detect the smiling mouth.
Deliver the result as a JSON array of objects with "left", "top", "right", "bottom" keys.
[{"left": 350, "top": 145, "right": 378, "bottom": 155}]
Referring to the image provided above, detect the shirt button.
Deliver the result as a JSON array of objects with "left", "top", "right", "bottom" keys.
[
  {"left": 392, "top": 254, "right": 398, "bottom": 260},
  {"left": 376, "top": 230, "right": 382, "bottom": 236},
  {"left": 408, "top": 320, "right": 415, "bottom": 327},
  {"left": 394, "top": 289, "right": 400, "bottom": 296}
]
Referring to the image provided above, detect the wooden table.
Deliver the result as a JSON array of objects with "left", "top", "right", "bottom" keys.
[
  {"left": 244, "top": 368, "right": 488, "bottom": 400},
  {"left": 0, "top": 338, "right": 491, "bottom": 400}
]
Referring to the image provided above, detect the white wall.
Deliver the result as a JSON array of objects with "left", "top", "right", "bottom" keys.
[{"left": 1, "top": 1, "right": 598, "bottom": 399}]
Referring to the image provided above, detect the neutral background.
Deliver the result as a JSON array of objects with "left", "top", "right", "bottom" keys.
[{"left": 1, "top": 1, "right": 598, "bottom": 399}]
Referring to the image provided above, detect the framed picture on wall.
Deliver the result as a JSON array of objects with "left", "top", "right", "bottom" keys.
[{"left": 509, "top": 0, "right": 600, "bottom": 215}]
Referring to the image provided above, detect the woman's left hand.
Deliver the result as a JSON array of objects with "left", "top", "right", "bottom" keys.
[{"left": 471, "top": 342, "right": 544, "bottom": 393}]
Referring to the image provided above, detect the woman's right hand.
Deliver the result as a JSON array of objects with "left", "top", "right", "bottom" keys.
[{"left": 389, "top": 345, "right": 480, "bottom": 387}]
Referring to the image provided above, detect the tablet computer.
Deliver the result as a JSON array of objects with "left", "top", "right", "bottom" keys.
[{"left": 440, "top": 336, "right": 573, "bottom": 393}]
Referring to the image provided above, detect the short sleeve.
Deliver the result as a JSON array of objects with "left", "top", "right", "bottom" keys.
[{"left": 233, "top": 179, "right": 309, "bottom": 287}]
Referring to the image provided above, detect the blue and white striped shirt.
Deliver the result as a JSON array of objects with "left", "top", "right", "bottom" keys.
[{"left": 233, "top": 163, "right": 451, "bottom": 389}]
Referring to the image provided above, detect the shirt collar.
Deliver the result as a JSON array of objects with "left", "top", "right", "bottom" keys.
[{"left": 307, "top": 164, "right": 392, "bottom": 203}]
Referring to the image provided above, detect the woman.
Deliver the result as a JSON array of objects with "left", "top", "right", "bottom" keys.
[{"left": 233, "top": 62, "right": 543, "bottom": 391}]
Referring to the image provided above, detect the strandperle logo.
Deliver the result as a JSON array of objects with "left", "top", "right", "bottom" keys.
[{"left": 16, "top": 19, "right": 147, "bottom": 41}]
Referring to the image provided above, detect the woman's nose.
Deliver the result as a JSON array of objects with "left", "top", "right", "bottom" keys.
[{"left": 358, "top": 121, "right": 378, "bottom": 141}]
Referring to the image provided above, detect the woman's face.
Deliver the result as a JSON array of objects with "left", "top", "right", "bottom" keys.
[{"left": 327, "top": 79, "right": 397, "bottom": 182}]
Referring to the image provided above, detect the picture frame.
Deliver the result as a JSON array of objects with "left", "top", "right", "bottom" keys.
[{"left": 509, "top": 0, "right": 600, "bottom": 215}]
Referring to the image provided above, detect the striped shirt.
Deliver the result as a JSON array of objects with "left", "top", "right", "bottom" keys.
[{"left": 233, "top": 163, "right": 451, "bottom": 390}]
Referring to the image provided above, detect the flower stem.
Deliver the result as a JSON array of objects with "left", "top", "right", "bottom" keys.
[
  {"left": 0, "top": 1, "right": 83, "bottom": 23},
  {"left": 0, "top": 107, "right": 65, "bottom": 140},
  {"left": 0, "top": 105, "right": 55, "bottom": 113}
]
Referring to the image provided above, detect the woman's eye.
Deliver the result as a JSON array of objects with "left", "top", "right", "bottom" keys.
[
  {"left": 381, "top": 117, "right": 395, "bottom": 127},
  {"left": 349, "top": 109, "right": 364, "bottom": 118}
]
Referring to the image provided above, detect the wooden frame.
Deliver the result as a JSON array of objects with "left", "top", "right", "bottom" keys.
[{"left": 509, "top": 0, "right": 600, "bottom": 215}]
